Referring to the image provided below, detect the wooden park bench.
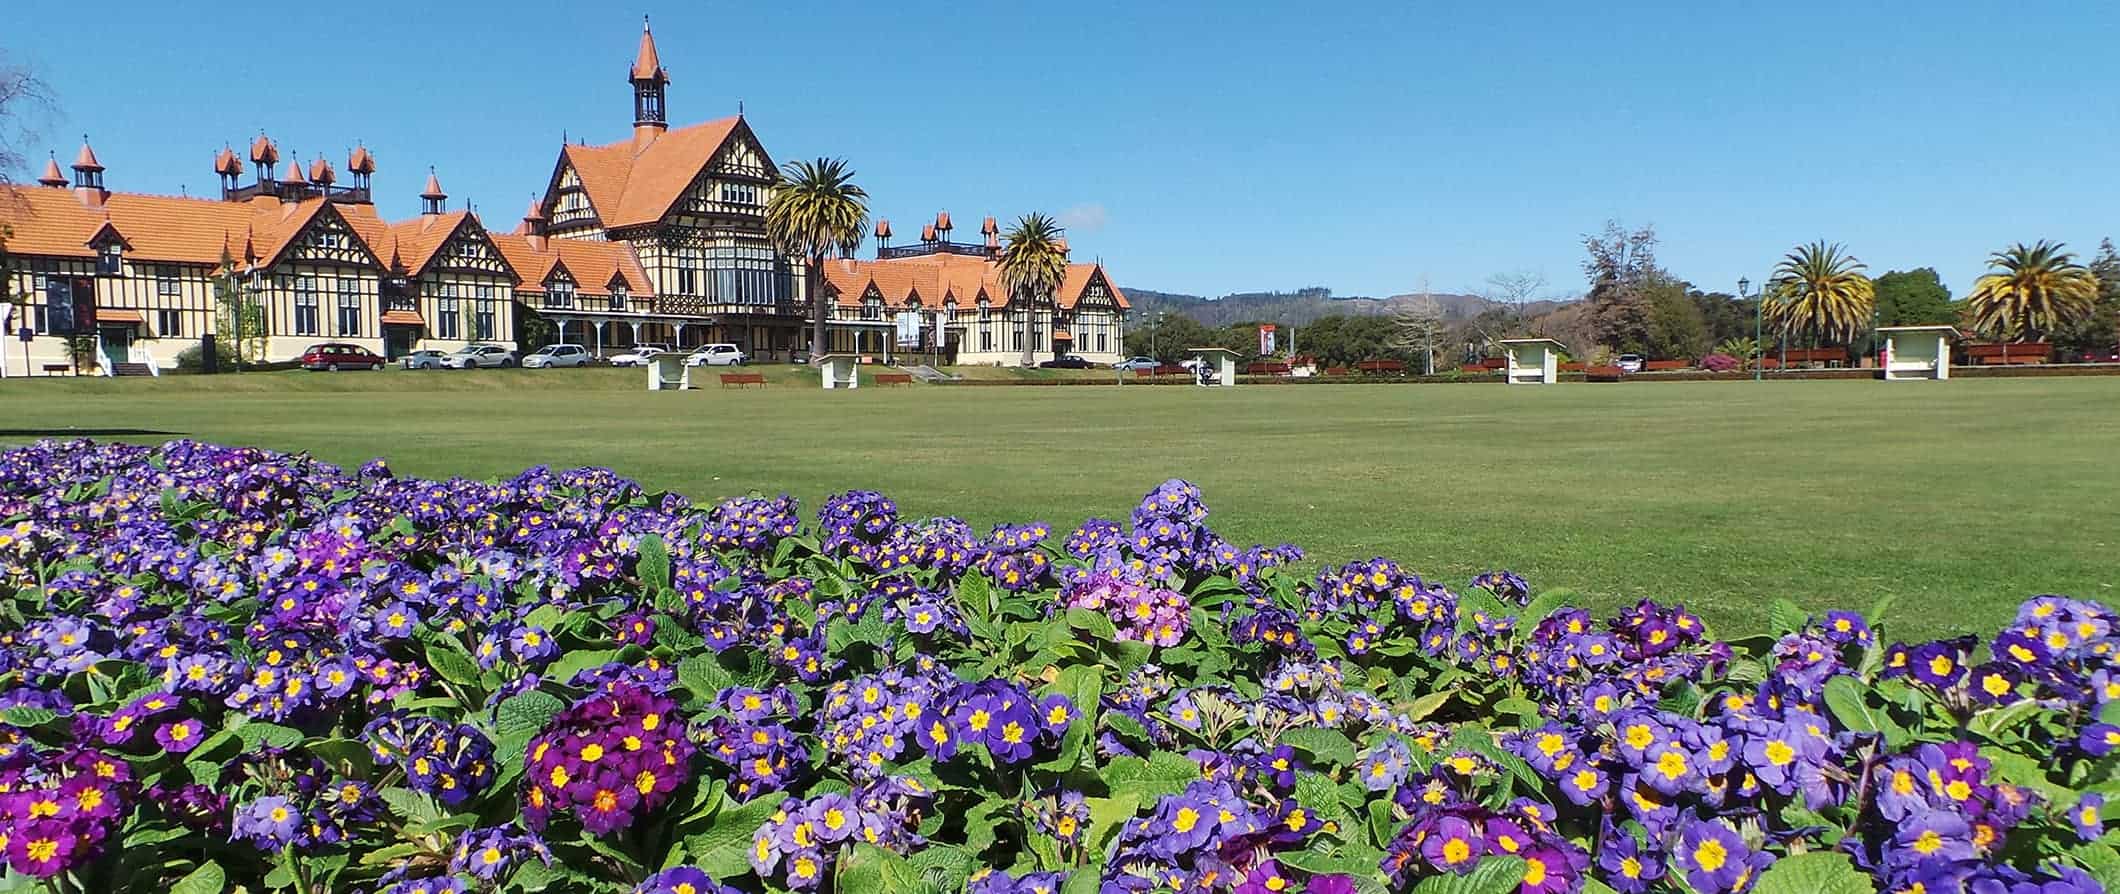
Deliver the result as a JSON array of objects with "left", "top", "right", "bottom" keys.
[
  {"left": 1244, "top": 362, "right": 1292, "bottom": 376},
  {"left": 1762, "top": 348, "right": 1850, "bottom": 369},
  {"left": 1356, "top": 359, "right": 1407, "bottom": 375},
  {"left": 40, "top": 363, "right": 72, "bottom": 376},
  {"left": 1585, "top": 365, "right": 1626, "bottom": 382},
  {"left": 874, "top": 373, "right": 913, "bottom": 386},
  {"left": 1644, "top": 360, "right": 1689, "bottom": 371},
  {"left": 1324, "top": 366, "right": 1351, "bottom": 376},
  {"left": 1965, "top": 342, "right": 2051, "bottom": 365},
  {"left": 1559, "top": 362, "right": 1586, "bottom": 372},
  {"left": 718, "top": 373, "right": 766, "bottom": 388}
]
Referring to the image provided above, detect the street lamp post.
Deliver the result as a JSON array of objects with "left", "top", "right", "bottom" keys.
[{"left": 1741, "top": 277, "right": 1760, "bottom": 382}]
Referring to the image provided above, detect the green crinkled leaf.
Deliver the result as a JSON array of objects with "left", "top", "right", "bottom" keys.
[
  {"left": 684, "top": 790, "right": 788, "bottom": 879},
  {"left": 496, "top": 690, "right": 566, "bottom": 737},
  {"left": 1403, "top": 689, "right": 1455, "bottom": 723},
  {"left": 1281, "top": 726, "right": 1359, "bottom": 767},
  {"left": 835, "top": 843, "right": 937, "bottom": 894},
  {"left": 1969, "top": 700, "right": 2046, "bottom": 741},
  {"left": 378, "top": 786, "right": 444, "bottom": 826},
  {"left": 1746, "top": 851, "right": 1875, "bottom": 894},
  {"left": 1516, "top": 587, "right": 1579, "bottom": 630},
  {"left": 2069, "top": 842, "right": 2120, "bottom": 891},
  {"left": 1085, "top": 792, "right": 1142, "bottom": 858},
  {"left": 1767, "top": 598, "right": 1809, "bottom": 636},
  {"left": 1409, "top": 855, "right": 1526, "bottom": 894},
  {"left": 678, "top": 653, "right": 737, "bottom": 701},
  {"left": 543, "top": 647, "right": 626, "bottom": 686},
  {"left": 0, "top": 706, "right": 58, "bottom": 727},
  {"left": 1037, "top": 663, "right": 1103, "bottom": 773},
  {"left": 637, "top": 533, "right": 671, "bottom": 589},
  {"left": 167, "top": 860, "right": 225, "bottom": 893},
  {"left": 1104, "top": 750, "right": 1202, "bottom": 799},
  {"left": 233, "top": 720, "right": 304, "bottom": 750},
  {"left": 423, "top": 637, "right": 484, "bottom": 687}
]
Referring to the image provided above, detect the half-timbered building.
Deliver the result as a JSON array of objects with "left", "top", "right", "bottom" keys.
[{"left": 0, "top": 19, "right": 1126, "bottom": 373}]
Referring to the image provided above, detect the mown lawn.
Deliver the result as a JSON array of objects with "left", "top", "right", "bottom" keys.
[{"left": 2, "top": 368, "right": 2113, "bottom": 638}]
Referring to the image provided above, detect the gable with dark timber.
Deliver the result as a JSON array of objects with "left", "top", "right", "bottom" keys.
[
  {"left": 428, "top": 220, "right": 517, "bottom": 279},
  {"left": 280, "top": 208, "right": 383, "bottom": 269}
]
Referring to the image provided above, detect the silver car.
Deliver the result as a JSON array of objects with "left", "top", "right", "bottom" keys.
[
  {"left": 607, "top": 344, "right": 672, "bottom": 367},
  {"left": 441, "top": 345, "right": 516, "bottom": 369},
  {"left": 522, "top": 343, "right": 592, "bottom": 368},
  {"left": 400, "top": 349, "right": 447, "bottom": 370}
]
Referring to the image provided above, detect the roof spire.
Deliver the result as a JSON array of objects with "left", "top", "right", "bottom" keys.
[
  {"left": 631, "top": 15, "right": 667, "bottom": 82},
  {"left": 421, "top": 167, "right": 447, "bottom": 215},
  {"left": 72, "top": 135, "right": 103, "bottom": 173},
  {"left": 38, "top": 152, "right": 68, "bottom": 187}
]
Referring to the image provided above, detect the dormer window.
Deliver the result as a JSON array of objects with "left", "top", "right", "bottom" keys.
[
  {"left": 96, "top": 242, "right": 122, "bottom": 276},
  {"left": 546, "top": 278, "right": 576, "bottom": 310},
  {"left": 862, "top": 297, "right": 882, "bottom": 320},
  {"left": 610, "top": 284, "right": 629, "bottom": 312}
]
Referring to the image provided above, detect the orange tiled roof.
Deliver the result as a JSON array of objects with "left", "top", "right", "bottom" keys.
[
  {"left": 98, "top": 308, "right": 145, "bottom": 323},
  {"left": 490, "top": 234, "right": 654, "bottom": 296},
  {"left": 0, "top": 186, "right": 258, "bottom": 264},
  {"left": 384, "top": 211, "right": 471, "bottom": 277},
  {"left": 817, "top": 252, "right": 1127, "bottom": 312},
  {"left": 381, "top": 310, "right": 425, "bottom": 326},
  {"left": 556, "top": 116, "right": 745, "bottom": 228}
]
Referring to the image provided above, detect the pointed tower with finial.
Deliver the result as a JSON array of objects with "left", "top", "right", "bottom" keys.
[
  {"left": 421, "top": 168, "right": 447, "bottom": 215},
  {"left": 630, "top": 16, "right": 670, "bottom": 150},
  {"left": 38, "top": 152, "right": 68, "bottom": 188}
]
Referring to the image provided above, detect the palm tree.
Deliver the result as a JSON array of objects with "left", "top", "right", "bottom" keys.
[
  {"left": 764, "top": 158, "right": 867, "bottom": 362},
  {"left": 1965, "top": 241, "right": 2098, "bottom": 358},
  {"left": 997, "top": 213, "right": 1069, "bottom": 367},
  {"left": 1765, "top": 242, "right": 1874, "bottom": 358}
]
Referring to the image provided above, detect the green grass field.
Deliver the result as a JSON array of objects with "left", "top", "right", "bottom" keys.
[{"left": 3, "top": 368, "right": 2114, "bottom": 638}]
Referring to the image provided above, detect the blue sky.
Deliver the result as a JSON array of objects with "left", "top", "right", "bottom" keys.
[{"left": 5, "top": 0, "right": 2116, "bottom": 300}]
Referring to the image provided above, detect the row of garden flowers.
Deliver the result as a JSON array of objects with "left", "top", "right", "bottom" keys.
[{"left": 0, "top": 438, "right": 2113, "bottom": 894}]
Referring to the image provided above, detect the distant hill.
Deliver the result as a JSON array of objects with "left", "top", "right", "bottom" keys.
[{"left": 1121, "top": 286, "right": 1568, "bottom": 328}]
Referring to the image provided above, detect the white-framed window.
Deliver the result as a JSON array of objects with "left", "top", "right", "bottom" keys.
[
  {"left": 546, "top": 278, "right": 576, "bottom": 309},
  {"left": 156, "top": 309, "right": 181, "bottom": 337},
  {"left": 294, "top": 276, "right": 320, "bottom": 336},
  {"left": 337, "top": 278, "right": 361, "bottom": 336},
  {"left": 473, "top": 285, "right": 496, "bottom": 340},
  {"left": 609, "top": 284, "right": 628, "bottom": 312},
  {"left": 156, "top": 266, "right": 181, "bottom": 298},
  {"left": 437, "top": 285, "right": 461, "bottom": 339}
]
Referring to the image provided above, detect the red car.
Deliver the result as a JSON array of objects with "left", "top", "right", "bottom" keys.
[{"left": 300, "top": 342, "right": 385, "bottom": 371}]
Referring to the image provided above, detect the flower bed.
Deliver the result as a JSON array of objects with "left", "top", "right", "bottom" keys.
[{"left": 0, "top": 439, "right": 2114, "bottom": 894}]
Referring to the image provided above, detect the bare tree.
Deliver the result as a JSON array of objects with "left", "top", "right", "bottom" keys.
[
  {"left": 0, "top": 52, "right": 55, "bottom": 182},
  {"left": 1483, "top": 270, "right": 1548, "bottom": 313}
]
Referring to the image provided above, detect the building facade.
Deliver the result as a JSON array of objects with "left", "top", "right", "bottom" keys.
[{"left": 0, "top": 20, "right": 1122, "bottom": 372}]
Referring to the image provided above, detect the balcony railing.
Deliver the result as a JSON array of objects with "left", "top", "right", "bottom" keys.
[{"left": 876, "top": 241, "right": 997, "bottom": 261}]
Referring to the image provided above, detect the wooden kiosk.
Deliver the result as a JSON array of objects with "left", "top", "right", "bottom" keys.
[
  {"left": 645, "top": 351, "right": 692, "bottom": 390},
  {"left": 817, "top": 354, "right": 861, "bottom": 390},
  {"left": 1188, "top": 348, "right": 1241, "bottom": 387},
  {"left": 1877, "top": 326, "right": 1959, "bottom": 381},
  {"left": 1498, "top": 338, "right": 1566, "bottom": 385}
]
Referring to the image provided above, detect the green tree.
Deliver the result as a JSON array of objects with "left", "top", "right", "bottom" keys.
[
  {"left": 1580, "top": 220, "right": 1662, "bottom": 352},
  {"left": 1964, "top": 240, "right": 2098, "bottom": 344},
  {"left": 997, "top": 213, "right": 1069, "bottom": 367},
  {"left": 764, "top": 158, "right": 868, "bottom": 360},
  {"left": 2054, "top": 239, "right": 2120, "bottom": 356},
  {"left": 514, "top": 306, "right": 557, "bottom": 352},
  {"left": 1641, "top": 275, "right": 1709, "bottom": 360},
  {"left": 1871, "top": 268, "right": 1956, "bottom": 325},
  {"left": 1689, "top": 289, "right": 1757, "bottom": 345},
  {"left": 1765, "top": 241, "right": 1874, "bottom": 346},
  {"left": 1123, "top": 312, "right": 1215, "bottom": 363},
  {"left": 212, "top": 251, "right": 267, "bottom": 369}
]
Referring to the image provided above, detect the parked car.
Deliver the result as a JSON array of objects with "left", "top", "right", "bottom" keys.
[
  {"left": 522, "top": 343, "right": 592, "bottom": 368},
  {"left": 1038, "top": 355, "right": 1095, "bottom": 369},
  {"left": 300, "top": 343, "right": 385, "bottom": 371},
  {"left": 684, "top": 343, "right": 749, "bottom": 367},
  {"left": 606, "top": 344, "right": 672, "bottom": 367},
  {"left": 441, "top": 344, "right": 516, "bottom": 369},
  {"left": 1615, "top": 353, "right": 1645, "bottom": 373},
  {"left": 399, "top": 349, "right": 447, "bottom": 370},
  {"left": 2079, "top": 346, "right": 2120, "bottom": 363},
  {"left": 1112, "top": 356, "right": 1159, "bottom": 371}
]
